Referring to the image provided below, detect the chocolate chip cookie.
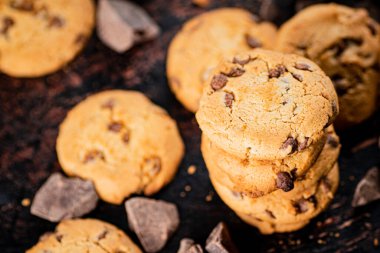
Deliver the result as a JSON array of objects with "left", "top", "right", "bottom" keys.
[
  {"left": 276, "top": 4, "right": 380, "bottom": 128},
  {"left": 0, "top": 0, "right": 95, "bottom": 77},
  {"left": 27, "top": 219, "right": 142, "bottom": 253},
  {"left": 56, "top": 90, "right": 184, "bottom": 204},
  {"left": 167, "top": 8, "right": 277, "bottom": 112},
  {"left": 196, "top": 49, "right": 338, "bottom": 160}
]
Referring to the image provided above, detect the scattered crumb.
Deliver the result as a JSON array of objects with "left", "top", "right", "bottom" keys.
[
  {"left": 192, "top": 0, "right": 210, "bottom": 8},
  {"left": 205, "top": 191, "right": 214, "bottom": 202},
  {"left": 296, "top": 239, "right": 301, "bottom": 245},
  {"left": 309, "top": 235, "right": 314, "bottom": 240},
  {"left": 334, "top": 232, "right": 340, "bottom": 238},
  {"left": 187, "top": 165, "right": 197, "bottom": 175},
  {"left": 364, "top": 222, "right": 372, "bottom": 229},
  {"left": 348, "top": 175, "right": 355, "bottom": 181},
  {"left": 180, "top": 192, "right": 186, "bottom": 198},
  {"left": 374, "top": 238, "right": 379, "bottom": 247},
  {"left": 21, "top": 198, "right": 30, "bottom": 207},
  {"left": 184, "top": 185, "right": 192, "bottom": 192},
  {"left": 338, "top": 219, "right": 353, "bottom": 230},
  {"left": 278, "top": 240, "right": 284, "bottom": 245},
  {"left": 317, "top": 239, "right": 326, "bottom": 245}
]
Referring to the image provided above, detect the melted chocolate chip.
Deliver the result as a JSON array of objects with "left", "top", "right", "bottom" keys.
[
  {"left": 232, "top": 56, "right": 251, "bottom": 66},
  {"left": 245, "top": 34, "right": 262, "bottom": 48},
  {"left": 276, "top": 172, "right": 294, "bottom": 192},
  {"left": 268, "top": 65, "right": 286, "bottom": 78},
  {"left": 294, "top": 62, "right": 312, "bottom": 71},
  {"left": 281, "top": 137, "right": 298, "bottom": 154},
  {"left": 298, "top": 137, "right": 309, "bottom": 151},
  {"left": 97, "top": 230, "right": 108, "bottom": 240},
  {"left": 291, "top": 72, "right": 303, "bottom": 82},
  {"left": 122, "top": 131, "right": 130, "bottom": 143},
  {"left": 224, "top": 92, "right": 234, "bottom": 108},
  {"left": 1, "top": 17, "right": 15, "bottom": 35},
  {"left": 222, "top": 67, "right": 245, "bottom": 77},
  {"left": 48, "top": 16, "right": 65, "bottom": 28},
  {"left": 265, "top": 209, "right": 276, "bottom": 219},
  {"left": 108, "top": 121, "right": 123, "bottom": 132},
  {"left": 291, "top": 168, "right": 298, "bottom": 179},
  {"left": 83, "top": 150, "right": 105, "bottom": 163},
  {"left": 210, "top": 74, "right": 228, "bottom": 91},
  {"left": 10, "top": 0, "right": 34, "bottom": 11},
  {"left": 293, "top": 198, "right": 309, "bottom": 214},
  {"left": 327, "top": 134, "right": 339, "bottom": 148}
]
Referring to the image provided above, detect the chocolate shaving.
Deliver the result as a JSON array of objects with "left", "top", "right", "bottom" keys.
[
  {"left": 352, "top": 167, "right": 380, "bottom": 207},
  {"left": 210, "top": 74, "right": 228, "bottom": 91},
  {"left": 97, "top": 0, "right": 160, "bottom": 53},
  {"left": 276, "top": 172, "right": 294, "bottom": 192}
]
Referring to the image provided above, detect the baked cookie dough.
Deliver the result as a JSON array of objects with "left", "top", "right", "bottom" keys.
[
  {"left": 196, "top": 49, "right": 338, "bottom": 160},
  {"left": 27, "top": 219, "right": 142, "bottom": 253},
  {"left": 167, "top": 8, "right": 277, "bottom": 112},
  {"left": 201, "top": 128, "right": 328, "bottom": 197},
  {"left": 56, "top": 90, "right": 184, "bottom": 204},
  {"left": 208, "top": 133, "right": 340, "bottom": 225},
  {"left": 0, "top": 0, "right": 95, "bottom": 77},
  {"left": 276, "top": 4, "right": 380, "bottom": 128}
]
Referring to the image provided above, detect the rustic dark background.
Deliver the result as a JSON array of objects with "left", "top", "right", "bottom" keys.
[{"left": 0, "top": 0, "right": 379, "bottom": 252}]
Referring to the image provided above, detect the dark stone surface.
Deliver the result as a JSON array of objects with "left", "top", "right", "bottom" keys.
[{"left": 0, "top": 0, "right": 379, "bottom": 252}]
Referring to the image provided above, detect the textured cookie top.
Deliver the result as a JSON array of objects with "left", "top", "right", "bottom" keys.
[
  {"left": 27, "top": 219, "right": 142, "bottom": 253},
  {"left": 196, "top": 49, "right": 338, "bottom": 160},
  {"left": 56, "top": 90, "right": 184, "bottom": 204},
  {"left": 167, "top": 8, "right": 277, "bottom": 112},
  {"left": 276, "top": 4, "right": 380, "bottom": 127},
  {"left": 0, "top": 0, "right": 95, "bottom": 77}
]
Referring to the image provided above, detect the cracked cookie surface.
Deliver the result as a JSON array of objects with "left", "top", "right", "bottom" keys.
[
  {"left": 0, "top": 0, "right": 95, "bottom": 77},
  {"left": 196, "top": 49, "right": 338, "bottom": 160},
  {"left": 27, "top": 218, "right": 142, "bottom": 253},
  {"left": 56, "top": 90, "right": 184, "bottom": 204},
  {"left": 276, "top": 4, "right": 380, "bottom": 128},
  {"left": 167, "top": 8, "right": 277, "bottom": 112}
]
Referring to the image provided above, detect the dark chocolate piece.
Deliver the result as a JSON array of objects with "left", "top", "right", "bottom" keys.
[
  {"left": 30, "top": 173, "right": 98, "bottom": 222},
  {"left": 205, "top": 222, "right": 239, "bottom": 253},
  {"left": 352, "top": 167, "right": 380, "bottom": 207},
  {"left": 276, "top": 172, "right": 294, "bottom": 192},
  {"left": 178, "top": 238, "right": 196, "bottom": 253},
  {"left": 125, "top": 197, "right": 179, "bottom": 253}
]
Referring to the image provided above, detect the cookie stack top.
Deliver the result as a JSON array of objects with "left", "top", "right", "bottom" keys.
[{"left": 196, "top": 49, "right": 339, "bottom": 160}]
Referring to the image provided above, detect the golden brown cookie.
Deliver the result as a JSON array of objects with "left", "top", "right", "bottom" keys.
[
  {"left": 201, "top": 128, "right": 328, "bottom": 197},
  {"left": 167, "top": 8, "right": 277, "bottom": 112},
  {"left": 276, "top": 4, "right": 380, "bottom": 128},
  {"left": 196, "top": 49, "right": 338, "bottom": 160},
  {"left": 27, "top": 219, "right": 142, "bottom": 253},
  {"left": 207, "top": 129, "right": 340, "bottom": 224},
  {"left": 0, "top": 0, "right": 95, "bottom": 77},
  {"left": 56, "top": 90, "right": 184, "bottom": 204}
]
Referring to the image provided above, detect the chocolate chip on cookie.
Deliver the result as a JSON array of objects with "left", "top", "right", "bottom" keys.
[
  {"left": 294, "top": 62, "right": 312, "bottom": 71},
  {"left": 291, "top": 72, "right": 303, "bottom": 82},
  {"left": 298, "top": 137, "right": 309, "bottom": 151},
  {"left": 280, "top": 137, "right": 298, "bottom": 154},
  {"left": 268, "top": 64, "right": 286, "bottom": 78},
  {"left": 83, "top": 150, "right": 105, "bottom": 163},
  {"left": 265, "top": 210, "right": 276, "bottom": 219},
  {"left": 47, "top": 16, "right": 65, "bottom": 28},
  {"left": 276, "top": 172, "right": 294, "bottom": 192},
  {"left": 222, "top": 66, "right": 245, "bottom": 77},
  {"left": 232, "top": 55, "right": 251, "bottom": 66},
  {"left": 205, "top": 222, "right": 238, "bottom": 253},
  {"left": 210, "top": 74, "right": 228, "bottom": 91},
  {"left": 108, "top": 121, "right": 123, "bottom": 132},
  {"left": 245, "top": 34, "right": 262, "bottom": 48},
  {"left": 10, "top": 0, "right": 34, "bottom": 11},
  {"left": 224, "top": 92, "right": 235, "bottom": 108}
]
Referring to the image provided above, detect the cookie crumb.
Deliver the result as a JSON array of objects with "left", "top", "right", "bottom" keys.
[
  {"left": 374, "top": 238, "right": 379, "bottom": 247},
  {"left": 192, "top": 0, "right": 210, "bottom": 8},
  {"left": 180, "top": 191, "right": 186, "bottom": 198},
  {"left": 205, "top": 191, "right": 214, "bottom": 202},
  {"left": 334, "top": 232, "right": 340, "bottom": 238},
  {"left": 184, "top": 185, "right": 192, "bottom": 192},
  {"left": 187, "top": 165, "right": 197, "bottom": 175},
  {"left": 21, "top": 198, "right": 30, "bottom": 207}
]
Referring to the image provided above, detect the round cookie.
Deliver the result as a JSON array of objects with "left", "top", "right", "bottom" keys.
[
  {"left": 167, "top": 8, "right": 277, "bottom": 112},
  {"left": 276, "top": 4, "right": 380, "bottom": 128},
  {"left": 235, "top": 164, "right": 339, "bottom": 234},
  {"left": 207, "top": 129, "right": 340, "bottom": 224},
  {"left": 0, "top": 0, "right": 95, "bottom": 77},
  {"left": 56, "top": 90, "right": 184, "bottom": 204},
  {"left": 27, "top": 219, "right": 142, "bottom": 253},
  {"left": 196, "top": 49, "right": 338, "bottom": 160},
  {"left": 201, "top": 128, "right": 327, "bottom": 197}
]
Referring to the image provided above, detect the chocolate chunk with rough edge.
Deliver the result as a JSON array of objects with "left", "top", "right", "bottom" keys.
[
  {"left": 205, "top": 222, "right": 239, "bottom": 253},
  {"left": 222, "top": 67, "right": 245, "bottom": 77},
  {"left": 293, "top": 198, "right": 309, "bottom": 214},
  {"left": 97, "top": 0, "right": 160, "bottom": 53},
  {"left": 245, "top": 34, "right": 262, "bottom": 48},
  {"left": 291, "top": 72, "right": 303, "bottom": 82},
  {"left": 178, "top": 238, "right": 196, "bottom": 253},
  {"left": 125, "top": 197, "right": 179, "bottom": 253},
  {"left": 268, "top": 65, "right": 286, "bottom": 78},
  {"left": 294, "top": 62, "right": 312, "bottom": 71},
  {"left": 210, "top": 74, "right": 228, "bottom": 91},
  {"left": 224, "top": 92, "right": 234, "bottom": 108},
  {"left": 298, "top": 137, "right": 309, "bottom": 151},
  {"left": 276, "top": 172, "right": 294, "bottom": 192},
  {"left": 108, "top": 121, "right": 123, "bottom": 132},
  {"left": 30, "top": 173, "right": 98, "bottom": 222},
  {"left": 281, "top": 137, "right": 298, "bottom": 154},
  {"left": 352, "top": 167, "right": 380, "bottom": 207}
]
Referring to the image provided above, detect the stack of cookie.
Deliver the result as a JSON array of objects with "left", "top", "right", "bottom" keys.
[{"left": 196, "top": 49, "right": 341, "bottom": 234}]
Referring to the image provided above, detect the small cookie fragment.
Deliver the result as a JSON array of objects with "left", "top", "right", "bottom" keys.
[
  {"left": 31, "top": 173, "right": 98, "bottom": 222},
  {"left": 205, "top": 222, "right": 238, "bottom": 253},
  {"left": 97, "top": 0, "right": 160, "bottom": 53},
  {"left": 125, "top": 197, "right": 180, "bottom": 252},
  {"left": 352, "top": 167, "right": 380, "bottom": 207}
]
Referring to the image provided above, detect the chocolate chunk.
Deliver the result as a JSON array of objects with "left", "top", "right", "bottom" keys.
[
  {"left": 205, "top": 222, "right": 238, "bottom": 253},
  {"left": 222, "top": 67, "right": 245, "bottom": 77},
  {"left": 48, "top": 16, "right": 65, "bottom": 28},
  {"left": 1, "top": 17, "right": 15, "bottom": 36},
  {"left": 265, "top": 209, "right": 276, "bottom": 219},
  {"left": 97, "top": 0, "right": 160, "bottom": 53},
  {"left": 186, "top": 245, "right": 204, "bottom": 253},
  {"left": 30, "top": 173, "right": 98, "bottom": 222},
  {"left": 291, "top": 72, "right": 303, "bottom": 82},
  {"left": 276, "top": 172, "right": 294, "bottom": 192},
  {"left": 280, "top": 137, "right": 298, "bottom": 154},
  {"left": 293, "top": 198, "right": 309, "bottom": 214},
  {"left": 298, "top": 137, "right": 309, "bottom": 151},
  {"left": 97, "top": 229, "right": 108, "bottom": 240},
  {"left": 122, "top": 131, "right": 130, "bottom": 143},
  {"left": 327, "top": 134, "right": 339, "bottom": 148},
  {"left": 210, "top": 74, "right": 228, "bottom": 91},
  {"left": 10, "top": 0, "right": 34, "bottom": 11},
  {"left": 232, "top": 56, "right": 251, "bottom": 66},
  {"left": 108, "top": 121, "right": 123, "bottom": 132},
  {"left": 268, "top": 65, "right": 286, "bottom": 78},
  {"left": 224, "top": 92, "right": 234, "bottom": 108},
  {"left": 352, "top": 167, "right": 380, "bottom": 207},
  {"left": 178, "top": 238, "right": 196, "bottom": 253},
  {"left": 125, "top": 197, "right": 179, "bottom": 253},
  {"left": 56, "top": 234, "right": 63, "bottom": 242},
  {"left": 245, "top": 34, "right": 262, "bottom": 48},
  {"left": 83, "top": 150, "right": 105, "bottom": 163},
  {"left": 294, "top": 62, "right": 312, "bottom": 71}
]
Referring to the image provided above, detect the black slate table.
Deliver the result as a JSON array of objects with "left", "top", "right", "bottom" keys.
[{"left": 0, "top": 0, "right": 379, "bottom": 252}]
